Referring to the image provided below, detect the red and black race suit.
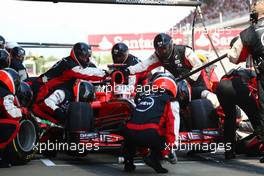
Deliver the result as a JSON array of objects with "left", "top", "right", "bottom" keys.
[
  {"left": 228, "top": 18, "right": 264, "bottom": 144},
  {"left": 125, "top": 93, "right": 178, "bottom": 155},
  {"left": 32, "top": 83, "right": 74, "bottom": 123},
  {"left": 216, "top": 69, "right": 260, "bottom": 151},
  {"left": 0, "top": 88, "right": 22, "bottom": 150},
  {"left": 128, "top": 45, "right": 207, "bottom": 99},
  {"left": 32, "top": 56, "right": 105, "bottom": 103}
]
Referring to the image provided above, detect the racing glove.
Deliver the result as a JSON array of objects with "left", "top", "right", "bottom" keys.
[
  {"left": 120, "top": 67, "right": 130, "bottom": 78},
  {"left": 103, "top": 69, "right": 110, "bottom": 77}
]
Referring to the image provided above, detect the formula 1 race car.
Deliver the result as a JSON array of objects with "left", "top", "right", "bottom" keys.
[
  {"left": 26, "top": 65, "right": 261, "bottom": 160},
  {"left": 34, "top": 64, "right": 135, "bottom": 157},
  {"left": 34, "top": 63, "right": 224, "bottom": 158}
]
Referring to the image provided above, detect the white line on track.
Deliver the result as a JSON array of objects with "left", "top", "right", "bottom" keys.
[
  {"left": 112, "top": 160, "right": 197, "bottom": 166},
  {"left": 40, "top": 159, "right": 72, "bottom": 167},
  {"left": 40, "top": 159, "right": 56, "bottom": 166}
]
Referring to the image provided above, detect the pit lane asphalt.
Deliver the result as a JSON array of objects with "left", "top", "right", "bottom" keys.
[{"left": 1, "top": 150, "right": 263, "bottom": 176}]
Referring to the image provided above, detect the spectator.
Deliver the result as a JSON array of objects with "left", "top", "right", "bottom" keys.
[{"left": 175, "top": 0, "right": 249, "bottom": 27}]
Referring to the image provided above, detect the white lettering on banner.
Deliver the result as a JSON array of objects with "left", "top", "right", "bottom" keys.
[
  {"left": 211, "top": 33, "right": 234, "bottom": 47},
  {"left": 113, "top": 36, "right": 122, "bottom": 43},
  {"left": 173, "top": 38, "right": 183, "bottom": 44},
  {"left": 89, "top": 32, "right": 184, "bottom": 51},
  {"left": 195, "top": 32, "right": 239, "bottom": 49},
  {"left": 114, "top": 36, "right": 153, "bottom": 49}
]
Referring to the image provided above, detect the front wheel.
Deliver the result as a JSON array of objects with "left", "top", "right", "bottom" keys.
[
  {"left": 190, "top": 99, "right": 218, "bottom": 130},
  {"left": 65, "top": 102, "right": 94, "bottom": 156}
]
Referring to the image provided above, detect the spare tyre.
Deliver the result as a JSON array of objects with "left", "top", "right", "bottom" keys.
[{"left": 4, "top": 116, "right": 39, "bottom": 165}]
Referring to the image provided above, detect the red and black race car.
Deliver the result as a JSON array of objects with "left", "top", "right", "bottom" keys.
[
  {"left": 1, "top": 64, "right": 261, "bottom": 165},
  {"left": 34, "top": 64, "right": 135, "bottom": 157},
  {"left": 33, "top": 64, "right": 223, "bottom": 158}
]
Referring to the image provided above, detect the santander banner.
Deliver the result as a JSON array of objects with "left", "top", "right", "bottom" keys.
[
  {"left": 194, "top": 29, "right": 242, "bottom": 49},
  {"left": 88, "top": 32, "right": 184, "bottom": 51},
  {"left": 88, "top": 29, "right": 242, "bottom": 52}
]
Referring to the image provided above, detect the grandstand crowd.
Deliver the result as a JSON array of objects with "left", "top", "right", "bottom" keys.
[{"left": 175, "top": 0, "right": 249, "bottom": 27}]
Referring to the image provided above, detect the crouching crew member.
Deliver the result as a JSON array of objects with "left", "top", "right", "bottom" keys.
[{"left": 123, "top": 73, "right": 179, "bottom": 173}]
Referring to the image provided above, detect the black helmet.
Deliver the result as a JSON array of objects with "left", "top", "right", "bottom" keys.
[
  {"left": 10, "top": 47, "right": 26, "bottom": 62},
  {"left": 0, "top": 68, "right": 20, "bottom": 94},
  {"left": 70, "top": 42, "right": 92, "bottom": 68},
  {"left": 0, "top": 35, "right": 5, "bottom": 48},
  {"left": 73, "top": 79, "right": 95, "bottom": 102},
  {"left": 154, "top": 33, "right": 173, "bottom": 62},
  {"left": 0, "top": 49, "right": 10, "bottom": 69},
  {"left": 17, "top": 81, "right": 33, "bottom": 107},
  {"left": 111, "top": 42, "right": 129, "bottom": 64}
]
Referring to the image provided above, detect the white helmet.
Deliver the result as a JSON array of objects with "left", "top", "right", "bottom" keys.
[{"left": 5, "top": 41, "right": 19, "bottom": 52}]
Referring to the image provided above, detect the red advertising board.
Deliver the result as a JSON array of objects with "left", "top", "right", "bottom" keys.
[
  {"left": 194, "top": 29, "right": 242, "bottom": 49},
  {"left": 88, "top": 29, "right": 242, "bottom": 52},
  {"left": 88, "top": 32, "right": 184, "bottom": 51}
]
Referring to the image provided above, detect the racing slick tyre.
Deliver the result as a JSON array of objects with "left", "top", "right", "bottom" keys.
[
  {"left": 190, "top": 99, "right": 218, "bottom": 130},
  {"left": 66, "top": 102, "right": 94, "bottom": 156},
  {"left": 4, "top": 116, "right": 39, "bottom": 165},
  {"left": 66, "top": 102, "right": 94, "bottom": 132}
]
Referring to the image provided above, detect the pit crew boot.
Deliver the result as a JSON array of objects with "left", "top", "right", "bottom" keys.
[
  {"left": 260, "top": 156, "right": 264, "bottom": 163},
  {"left": 143, "top": 156, "right": 168, "bottom": 173},
  {"left": 225, "top": 151, "right": 236, "bottom": 160},
  {"left": 259, "top": 144, "right": 264, "bottom": 163},
  {"left": 0, "top": 159, "right": 11, "bottom": 168},
  {"left": 124, "top": 161, "right": 136, "bottom": 172},
  {"left": 225, "top": 142, "right": 236, "bottom": 160},
  {"left": 165, "top": 151, "right": 177, "bottom": 164}
]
